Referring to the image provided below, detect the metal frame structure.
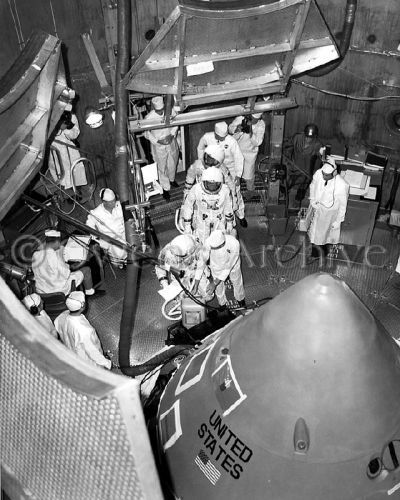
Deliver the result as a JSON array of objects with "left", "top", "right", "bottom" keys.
[
  {"left": 0, "top": 31, "right": 75, "bottom": 222},
  {"left": 124, "top": 0, "right": 339, "bottom": 110}
]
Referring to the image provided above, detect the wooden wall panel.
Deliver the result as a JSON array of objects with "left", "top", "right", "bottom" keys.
[
  {"left": 131, "top": 0, "right": 177, "bottom": 57},
  {"left": 14, "top": 0, "right": 54, "bottom": 40},
  {"left": 0, "top": 2, "right": 21, "bottom": 78}
]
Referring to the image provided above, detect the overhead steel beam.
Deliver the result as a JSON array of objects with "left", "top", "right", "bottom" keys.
[{"left": 129, "top": 96, "right": 297, "bottom": 133}]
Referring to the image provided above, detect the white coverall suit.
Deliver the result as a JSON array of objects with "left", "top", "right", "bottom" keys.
[
  {"left": 181, "top": 183, "right": 234, "bottom": 244},
  {"left": 144, "top": 110, "right": 179, "bottom": 191},
  {"left": 307, "top": 169, "right": 350, "bottom": 245},
  {"left": 86, "top": 201, "right": 127, "bottom": 264},
  {"left": 197, "top": 132, "right": 245, "bottom": 218},
  {"left": 32, "top": 246, "right": 91, "bottom": 295},
  {"left": 48, "top": 113, "right": 87, "bottom": 189},
  {"left": 36, "top": 310, "right": 58, "bottom": 338},
  {"left": 229, "top": 116, "right": 266, "bottom": 191},
  {"left": 202, "top": 234, "right": 245, "bottom": 306},
  {"left": 55, "top": 311, "right": 111, "bottom": 369}
]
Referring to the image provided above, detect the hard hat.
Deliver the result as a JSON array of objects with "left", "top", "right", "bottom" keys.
[
  {"left": 152, "top": 96, "right": 164, "bottom": 110},
  {"left": 45, "top": 229, "right": 61, "bottom": 238},
  {"left": 100, "top": 188, "right": 116, "bottom": 201},
  {"left": 66, "top": 291, "right": 86, "bottom": 312},
  {"left": 202, "top": 166, "right": 223, "bottom": 183},
  {"left": 214, "top": 121, "right": 228, "bottom": 137},
  {"left": 252, "top": 113, "right": 262, "bottom": 119},
  {"left": 321, "top": 159, "right": 336, "bottom": 174},
  {"left": 304, "top": 123, "right": 319, "bottom": 137},
  {"left": 206, "top": 230, "right": 226, "bottom": 249},
  {"left": 204, "top": 144, "right": 225, "bottom": 165},
  {"left": 22, "top": 293, "right": 41, "bottom": 308}
]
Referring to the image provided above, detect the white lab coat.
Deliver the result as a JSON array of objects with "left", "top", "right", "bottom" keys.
[
  {"left": 86, "top": 201, "right": 127, "bottom": 263},
  {"left": 55, "top": 311, "right": 111, "bottom": 369},
  {"left": 307, "top": 170, "right": 350, "bottom": 245},
  {"left": 201, "top": 235, "right": 244, "bottom": 305},
  {"left": 48, "top": 114, "right": 87, "bottom": 189},
  {"left": 182, "top": 183, "right": 234, "bottom": 244},
  {"left": 144, "top": 110, "right": 179, "bottom": 191},
  {"left": 32, "top": 246, "right": 84, "bottom": 295},
  {"left": 229, "top": 116, "right": 266, "bottom": 180},
  {"left": 36, "top": 310, "right": 58, "bottom": 338}
]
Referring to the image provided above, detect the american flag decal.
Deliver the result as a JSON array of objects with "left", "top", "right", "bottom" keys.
[{"left": 195, "top": 449, "right": 221, "bottom": 485}]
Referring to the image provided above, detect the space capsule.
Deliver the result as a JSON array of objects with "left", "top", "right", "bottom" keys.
[{"left": 157, "top": 273, "right": 400, "bottom": 499}]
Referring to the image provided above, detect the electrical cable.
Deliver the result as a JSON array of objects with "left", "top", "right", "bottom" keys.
[
  {"left": 39, "top": 172, "right": 129, "bottom": 243},
  {"left": 291, "top": 78, "right": 400, "bottom": 101}
]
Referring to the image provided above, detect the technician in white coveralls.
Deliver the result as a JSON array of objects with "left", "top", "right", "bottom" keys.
[
  {"left": 55, "top": 291, "right": 111, "bottom": 369},
  {"left": 144, "top": 96, "right": 179, "bottom": 202},
  {"left": 201, "top": 229, "right": 245, "bottom": 307},
  {"left": 229, "top": 113, "right": 266, "bottom": 194},
  {"left": 86, "top": 188, "right": 127, "bottom": 267}
]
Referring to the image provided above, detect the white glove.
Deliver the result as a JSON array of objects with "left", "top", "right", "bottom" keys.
[{"left": 311, "top": 201, "right": 319, "bottom": 209}]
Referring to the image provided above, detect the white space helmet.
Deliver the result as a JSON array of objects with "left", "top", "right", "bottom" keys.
[
  {"left": 202, "top": 166, "right": 223, "bottom": 194},
  {"left": 204, "top": 144, "right": 225, "bottom": 166},
  {"left": 160, "top": 234, "right": 197, "bottom": 269}
]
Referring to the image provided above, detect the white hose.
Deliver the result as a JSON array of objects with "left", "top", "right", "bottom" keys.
[
  {"left": 70, "top": 157, "right": 96, "bottom": 202},
  {"left": 161, "top": 298, "right": 182, "bottom": 321},
  {"left": 175, "top": 208, "right": 185, "bottom": 234}
]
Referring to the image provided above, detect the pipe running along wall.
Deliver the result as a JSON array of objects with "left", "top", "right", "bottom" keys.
[{"left": 305, "top": 0, "right": 357, "bottom": 77}]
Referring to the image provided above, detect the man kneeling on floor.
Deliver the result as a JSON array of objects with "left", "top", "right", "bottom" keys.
[{"left": 55, "top": 291, "right": 111, "bottom": 369}]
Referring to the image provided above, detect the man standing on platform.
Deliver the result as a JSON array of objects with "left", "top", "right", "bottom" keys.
[
  {"left": 306, "top": 158, "right": 349, "bottom": 263},
  {"left": 144, "top": 96, "right": 179, "bottom": 202}
]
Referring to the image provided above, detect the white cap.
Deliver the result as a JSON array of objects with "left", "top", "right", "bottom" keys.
[
  {"left": 322, "top": 159, "right": 336, "bottom": 174},
  {"left": 206, "top": 230, "right": 226, "bottom": 249},
  {"left": 100, "top": 188, "right": 116, "bottom": 201},
  {"left": 204, "top": 144, "right": 225, "bottom": 164},
  {"left": 66, "top": 291, "right": 86, "bottom": 312},
  {"left": 214, "top": 121, "right": 228, "bottom": 137},
  {"left": 252, "top": 113, "right": 262, "bottom": 119},
  {"left": 45, "top": 229, "right": 61, "bottom": 238},
  {"left": 22, "top": 293, "right": 41, "bottom": 308},
  {"left": 152, "top": 96, "right": 164, "bottom": 110}
]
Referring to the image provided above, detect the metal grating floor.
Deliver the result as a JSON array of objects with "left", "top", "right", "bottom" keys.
[{"left": 85, "top": 200, "right": 400, "bottom": 368}]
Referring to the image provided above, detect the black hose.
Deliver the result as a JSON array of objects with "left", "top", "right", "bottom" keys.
[
  {"left": 305, "top": 0, "right": 357, "bottom": 77},
  {"left": 120, "top": 345, "right": 192, "bottom": 377},
  {"left": 113, "top": 0, "right": 138, "bottom": 375}
]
